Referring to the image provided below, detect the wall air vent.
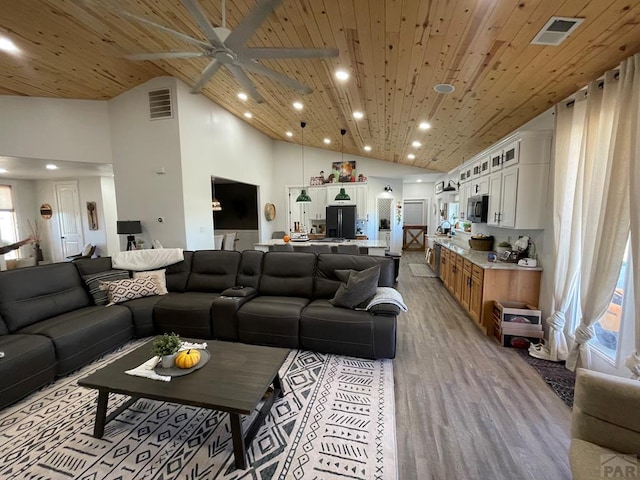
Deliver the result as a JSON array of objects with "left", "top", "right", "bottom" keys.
[
  {"left": 531, "top": 17, "right": 584, "bottom": 46},
  {"left": 148, "top": 88, "right": 173, "bottom": 120}
]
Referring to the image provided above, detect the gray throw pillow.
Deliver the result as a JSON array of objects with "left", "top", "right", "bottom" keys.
[
  {"left": 334, "top": 269, "right": 354, "bottom": 283},
  {"left": 83, "top": 270, "right": 130, "bottom": 305},
  {"left": 330, "top": 265, "right": 380, "bottom": 309}
]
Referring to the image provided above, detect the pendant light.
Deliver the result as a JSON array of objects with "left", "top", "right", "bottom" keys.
[
  {"left": 334, "top": 129, "right": 351, "bottom": 201},
  {"left": 212, "top": 182, "right": 222, "bottom": 211},
  {"left": 296, "top": 121, "right": 312, "bottom": 203}
]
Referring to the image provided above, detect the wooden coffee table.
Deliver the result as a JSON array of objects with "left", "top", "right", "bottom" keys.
[{"left": 78, "top": 339, "right": 289, "bottom": 469}]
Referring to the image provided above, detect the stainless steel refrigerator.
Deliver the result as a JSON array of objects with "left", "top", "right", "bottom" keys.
[{"left": 326, "top": 205, "right": 356, "bottom": 239}]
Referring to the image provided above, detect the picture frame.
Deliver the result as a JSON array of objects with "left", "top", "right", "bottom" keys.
[
  {"left": 332, "top": 160, "right": 357, "bottom": 183},
  {"left": 435, "top": 181, "right": 445, "bottom": 194}
]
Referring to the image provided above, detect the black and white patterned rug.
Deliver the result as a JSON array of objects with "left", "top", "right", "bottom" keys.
[{"left": 0, "top": 340, "right": 397, "bottom": 479}]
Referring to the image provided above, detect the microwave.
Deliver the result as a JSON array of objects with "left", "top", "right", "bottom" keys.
[{"left": 467, "top": 195, "right": 489, "bottom": 223}]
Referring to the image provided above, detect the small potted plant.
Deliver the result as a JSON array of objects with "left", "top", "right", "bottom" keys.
[
  {"left": 496, "top": 241, "right": 512, "bottom": 255},
  {"left": 151, "top": 332, "right": 182, "bottom": 368},
  {"left": 463, "top": 222, "right": 472, "bottom": 232}
]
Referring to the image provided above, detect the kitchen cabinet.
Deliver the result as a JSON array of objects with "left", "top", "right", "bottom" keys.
[
  {"left": 489, "top": 140, "right": 519, "bottom": 172},
  {"left": 355, "top": 185, "right": 368, "bottom": 220},
  {"left": 327, "top": 184, "right": 367, "bottom": 220},
  {"left": 480, "top": 156, "right": 490, "bottom": 176},
  {"left": 288, "top": 187, "right": 306, "bottom": 232},
  {"left": 469, "top": 176, "right": 489, "bottom": 196},
  {"left": 436, "top": 244, "right": 541, "bottom": 335},
  {"left": 306, "top": 187, "right": 327, "bottom": 220}
]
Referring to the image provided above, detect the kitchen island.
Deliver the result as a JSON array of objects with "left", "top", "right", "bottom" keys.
[{"left": 254, "top": 239, "right": 388, "bottom": 256}]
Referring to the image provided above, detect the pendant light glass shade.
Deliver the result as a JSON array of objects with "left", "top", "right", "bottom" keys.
[
  {"left": 296, "top": 121, "right": 311, "bottom": 203},
  {"left": 334, "top": 129, "right": 351, "bottom": 201}
]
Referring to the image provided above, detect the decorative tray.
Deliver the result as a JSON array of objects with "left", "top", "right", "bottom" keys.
[{"left": 155, "top": 349, "right": 210, "bottom": 377}]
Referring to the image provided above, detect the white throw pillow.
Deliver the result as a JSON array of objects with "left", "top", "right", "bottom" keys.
[{"left": 133, "top": 269, "right": 168, "bottom": 295}]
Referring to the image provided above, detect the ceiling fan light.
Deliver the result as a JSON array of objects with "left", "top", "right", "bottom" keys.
[{"left": 334, "top": 188, "right": 351, "bottom": 201}]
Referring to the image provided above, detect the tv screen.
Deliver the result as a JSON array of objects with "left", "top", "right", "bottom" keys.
[{"left": 213, "top": 182, "right": 258, "bottom": 230}]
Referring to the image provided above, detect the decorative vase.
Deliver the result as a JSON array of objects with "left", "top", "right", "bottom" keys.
[{"left": 161, "top": 354, "right": 177, "bottom": 368}]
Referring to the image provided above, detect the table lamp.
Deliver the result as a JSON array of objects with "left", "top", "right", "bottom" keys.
[{"left": 117, "top": 220, "right": 142, "bottom": 251}]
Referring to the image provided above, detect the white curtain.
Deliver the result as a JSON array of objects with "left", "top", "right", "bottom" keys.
[
  {"left": 620, "top": 54, "right": 640, "bottom": 377},
  {"left": 528, "top": 100, "right": 584, "bottom": 362},
  {"left": 565, "top": 67, "right": 632, "bottom": 371}
]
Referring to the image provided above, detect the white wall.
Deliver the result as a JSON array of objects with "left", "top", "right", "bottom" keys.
[
  {"left": 109, "top": 77, "right": 186, "bottom": 250},
  {"left": 176, "top": 80, "right": 275, "bottom": 248},
  {"left": 0, "top": 96, "right": 112, "bottom": 164},
  {"left": 100, "top": 176, "right": 120, "bottom": 255}
]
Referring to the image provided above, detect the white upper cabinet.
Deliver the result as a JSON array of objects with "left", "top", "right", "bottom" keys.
[{"left": 306, "top": 187, "right": 327, "bottom": 220}]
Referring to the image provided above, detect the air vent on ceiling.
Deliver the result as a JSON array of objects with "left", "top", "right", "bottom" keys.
[
  {"left": 148, "top": 88, "right": 173, "bottom": 120},
  {"left": 531, "top": 17, "right": 584, "bottom": 46}
]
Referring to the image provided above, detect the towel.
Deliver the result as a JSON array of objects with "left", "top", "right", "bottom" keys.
[
  {"left": 365, "top": 287, "right": 408, "bottom": 312},
  {"left": 125, "top": 356, "right": 170, "bottom": 382},
  {"left": 124, "top": 341, "right": 208, "bottom": 382},
  {"left": 112, "top": 248, "right": 184, "bottom": 271}
]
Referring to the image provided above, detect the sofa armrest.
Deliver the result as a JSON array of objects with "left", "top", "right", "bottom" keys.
[
  {"left": 221, "top": 286, "right": 257, "bottom": 298},
  {"left": 211, "top": 294, "right": 256, "bottom": 341},
  {"left": 572, "top": 368, "right": 640, "bottom": 453}
]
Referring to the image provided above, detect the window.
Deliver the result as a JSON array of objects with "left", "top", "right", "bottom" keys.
[
  {"left": 0, "top": 185, "right": 18, "bottom": 260},
  {"left": 592, "top": 240, "right": 630, "bottom": 359}
]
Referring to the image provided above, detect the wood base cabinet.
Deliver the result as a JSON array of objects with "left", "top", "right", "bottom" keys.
[{"left": 438, "top": 246, "right": 541, "bottom": 335}]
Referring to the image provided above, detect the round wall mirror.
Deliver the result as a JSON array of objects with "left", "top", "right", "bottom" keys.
[{"left": 40, "top": 203, "right": 53, "bottom": 219}]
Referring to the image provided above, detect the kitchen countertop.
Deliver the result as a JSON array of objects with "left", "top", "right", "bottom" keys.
[
  {"left": 432, "top": 237, "right": 543, "bottom": 272},
  {"left": 255, "top": 239, "right": 388, "bottom": 248}
]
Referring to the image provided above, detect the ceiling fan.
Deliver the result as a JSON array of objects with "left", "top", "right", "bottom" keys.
[{"left": 122, "top": 0, "right": 339, "bottom": 103}]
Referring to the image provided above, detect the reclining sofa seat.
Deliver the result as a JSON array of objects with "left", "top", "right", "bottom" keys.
[
  {"left": 0, "top": 262, "right": 132, "bottom": 379},
  {"left": 300, "top": 253, "right": 397, "bottom": 359},
  {"left": 236, "top": 251, "right": 317, "bottom": 348},
  {"left": 153, "top": 250, "right": 241, "bottom": 338}
]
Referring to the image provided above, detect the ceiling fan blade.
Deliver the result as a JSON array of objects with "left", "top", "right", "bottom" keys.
[
  {"left": 120, "top": 10, "right": 211, "bottom": 50},
  {"left": 126, "top": 52, "right": 206, "bottom": 61},
  {"left": 238, "top": 60, "right": 312, "bottom": 94},
  {"left": 225, "top": 0, "right": 283, "bottom": 50},
  {"left": 227, "top": 65, "right": 265, "bottom": 104},
  {"left": 242, "top": 47, "right": 339, "bottom": 60},
  {"left": 192, "top": 59, "right": 222, "bottom": 93},
  {"left": 181, "top": 0, "right": 225, "bottom": 49}
]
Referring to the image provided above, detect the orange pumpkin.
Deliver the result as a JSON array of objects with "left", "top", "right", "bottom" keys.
[
  {"left": 175, "top": 349, "right": 201, "bottom": 369},
  {"left": 283, "top": 235, "right": 291, "bottom": 243}
]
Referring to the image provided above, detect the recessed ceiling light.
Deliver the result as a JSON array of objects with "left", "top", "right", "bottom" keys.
[
  {"left": 364, "top": 145, "right": 372, "bottom": 152},
  {"left": 323, "top": 138, "right": 331, "bottom": 144},
  {"left": 243, "top": 112, "right": 253, "bottom": 118},
  {"left": 46, "top": 164, "right": 58, "bottom": 170},
  {"left": 419, "top": 122, "right": 431, "bottom": 130},
  {"left": 0, "top": 168, "right": 7, "bottom": 174},
  {"left": 353, "top": 111, "right": 364, "bottom": 119},
  {"left": 335, "top": 70, "right": 349, "bottom": 81},
  {"left": 237, "top": 92, "right": 248, "bottom": 101},
  {"left": 407, "top": 154, "right": 416, "bottom": 160},
  {"left": 434, "top": 83, "right": 455, "bottom": 94},
  {"left": 0, "top": 36, "right": 19, "bottom": 54},
  {"left": 417, "top": 179, "right": 422, "bottom": 183},
  {"left": 412, "top": 141, "right": 422, "bottom": 148},
  {"left": 286, "top": 131, "right": 293, "bottom": 137},
  {"left": 293, "top": 101, "right": 304, "bottom": 110}
]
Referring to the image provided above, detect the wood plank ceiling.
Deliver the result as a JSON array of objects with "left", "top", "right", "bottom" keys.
[{"left": 2, "top": 0, "right": 640, "bottom": 173}]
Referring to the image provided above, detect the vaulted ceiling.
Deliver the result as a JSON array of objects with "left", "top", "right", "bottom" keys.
[{"left": 2, "top": 0, "right": 640, "bottom": 173}]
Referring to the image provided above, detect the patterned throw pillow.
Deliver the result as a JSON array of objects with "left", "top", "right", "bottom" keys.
[
  {"left": 103, "top": 277, "right": 161, "bottom": 305},
  {"left": 83, "top": 270, "right": 130, "bottom": 306},
  {"left": 133, "top": 269, "right": 168, "bottom": 295}
]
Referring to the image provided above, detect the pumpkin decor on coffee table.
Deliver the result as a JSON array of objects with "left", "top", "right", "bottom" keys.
[{"left": 175, "top": 349, "right": 201, "bottom": 369}]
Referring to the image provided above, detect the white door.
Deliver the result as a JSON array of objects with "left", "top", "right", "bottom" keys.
[{"left": 55, "top": 181, "right": 84, "bottom": 258}]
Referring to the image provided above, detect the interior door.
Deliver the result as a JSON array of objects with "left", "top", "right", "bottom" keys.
[{"left": 55, "top": 181, "right": 84, "bottom": 258}]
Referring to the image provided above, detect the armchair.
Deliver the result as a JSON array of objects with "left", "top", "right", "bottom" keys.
[{"left": 570, "top": 368, "right": 640, "bottom": 479}]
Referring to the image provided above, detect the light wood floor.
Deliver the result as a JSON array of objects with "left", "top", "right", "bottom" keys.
[{"left": 393, "top": 251, "right": 571, "bottom": 480}]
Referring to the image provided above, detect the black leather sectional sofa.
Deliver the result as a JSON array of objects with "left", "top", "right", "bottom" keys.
[{"left": 0, "top": 250, "right": 399, "bottom": 409}]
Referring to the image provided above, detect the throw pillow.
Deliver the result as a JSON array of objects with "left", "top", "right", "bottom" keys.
[
  {"left": 83, "top": 270, "right": 130, "bottom": 306},
  {"left": 133, "top": 269, "right": 168, "bottom": 295},
  {"left": 334, "top": 269, "right": 354, "bottom": 283},
  {"left": 103, "top": 277, "right": 161, "bottom": 305},
  {"left": 330, "top": 264, "right": 380, "bottom": 309}
]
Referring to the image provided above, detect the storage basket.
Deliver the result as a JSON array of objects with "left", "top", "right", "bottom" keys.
[{"left": 468, "top": 236, "right": 494, "bottom": 251}]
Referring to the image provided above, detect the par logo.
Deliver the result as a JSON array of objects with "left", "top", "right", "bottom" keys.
[{"left": 600, "top": 454, "right": 638, "bottom": 478}]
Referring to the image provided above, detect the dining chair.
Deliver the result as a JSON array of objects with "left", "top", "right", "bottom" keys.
[
  {"left": 271, "top": 243, "right": 294, "bottom": 252},
  {"left": 213, "top": 235, "right": 224, "bottom": 250},
  {"left": 336, "top": 244, "right": 360, "bottom": 255},
  {"left": 223, "top": 232, "right": 237, "bottom": 251},
  {"left": 309, "top": 244, "right": 331, "bottom": 254}
]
